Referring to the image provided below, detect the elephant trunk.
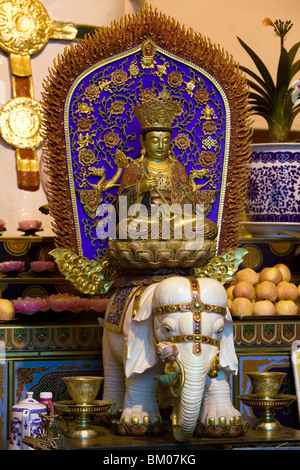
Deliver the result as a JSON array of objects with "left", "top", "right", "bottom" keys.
[{"left": 172, "top": 353, "right": 207, "bottom": 442}]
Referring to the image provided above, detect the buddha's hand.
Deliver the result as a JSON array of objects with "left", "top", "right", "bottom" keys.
[{"left": 139, "top": 177, "right": 159, "bottom": 194}]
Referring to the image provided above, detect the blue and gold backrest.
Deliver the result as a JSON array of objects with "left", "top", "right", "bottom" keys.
[{"left": 42, "top": 6, "right": 252, "bottom": 265}]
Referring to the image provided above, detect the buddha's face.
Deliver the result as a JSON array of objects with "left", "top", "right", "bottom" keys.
[{"left": 143, "top": 131, "right": 172, "bottom": 162}]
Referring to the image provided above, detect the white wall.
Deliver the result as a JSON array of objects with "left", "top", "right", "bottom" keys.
[{"left": 0, "top": 0, "right": 299, "bottom": 236}]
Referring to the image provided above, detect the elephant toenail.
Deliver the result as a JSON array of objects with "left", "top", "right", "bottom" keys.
[
  {"left": 143, "top": 416, "right": 151, "bottom": 424},
  {"left": 131, "top": 417, "right": 139, "bottom": 424},
  {"left": 218, "top": 417, "right": 226, "bottom": 425},
  {"left": 154, "top": 416, "right": 161, "bottom": 423},
  {"left": 230, "top": 417, "right": 236, "bottom": 425},
  {"left": 208, "top": 418, "right": 215, "bottom": 425},
  {"left": 236, "top": 416, "right": 241, "bottom": 424},
  {"left": 121, "top": 417, "right": 129, "bottom": 423}
]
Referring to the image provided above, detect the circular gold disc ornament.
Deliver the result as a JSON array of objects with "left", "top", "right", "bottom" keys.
[
  {"left": 0, "top": 0, "right": 51, "bottom": 55},
  {"left": 0, "top": 97, "right": 43, "bottom": 148}
]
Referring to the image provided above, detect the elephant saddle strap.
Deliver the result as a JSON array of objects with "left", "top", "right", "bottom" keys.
[{"left": 153, "top": 277, "right": 226, "bottom": 355}]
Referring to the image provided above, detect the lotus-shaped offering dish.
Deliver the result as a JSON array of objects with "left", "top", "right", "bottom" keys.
[
  {"left": 48, "top": 294, "right": 86, "bottom": 313},
  {"left": 30, "top": 261, "right": 56, "bottom": 274},
  {"left": 12, "top": 297, "right": 49, "bottom": 315},
  {"left": 18, "top": 220, "right": 43, "bottom": 236},
  {"left": 0, "top": 261, "right": 25, "bottom": 276},
  {"left": 0, "top": 219, "right": 6, "bottom": 235}
]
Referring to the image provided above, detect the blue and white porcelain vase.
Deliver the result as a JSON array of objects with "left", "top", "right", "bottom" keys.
[
  {"left": 8, "top": 392, "right": 47, "bottom": 450},
  {"left": 245, "top": 142, "right": 300, "bottom": 222}
]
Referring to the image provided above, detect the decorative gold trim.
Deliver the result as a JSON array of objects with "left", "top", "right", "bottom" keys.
[
  {"left": 16, "top": 148, "right": 39, "bottom": 171},
  {"left": 165, "top": 334, "right": 220, "bottom": 348},
  {"left": 10, "top": 54, "right": 32, "bottom": 77},
  {"left": 153, "top": 301, "right": 227, "bottom": 317}
]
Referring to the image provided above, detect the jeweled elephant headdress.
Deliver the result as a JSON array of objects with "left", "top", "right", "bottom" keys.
[{"left": 42, "top": 4, "right": 252, "bottom": 293}]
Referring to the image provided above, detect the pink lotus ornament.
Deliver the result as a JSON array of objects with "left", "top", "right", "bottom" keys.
[
  {"left": 0, "top": 220, "right": 6, "bottom": 236},
  {"left": 30, "top": 261, "right": 56, "bottom": 273},
  {"left": 18, "top": 220, "right": 43, "bottom": 236},
  {"left": 49, "top": 294, "right": 85, "bottom": 313},
  {"left": 12, "top": 297, "right": 48, "bottom": 315},
  {"left": 0, "top": 261, "right": 25, "bottom": 274},
  {"left": 18, "top": 220, "right": 42, "bottom": 230},
  {"left": 156, "top": 342, "right": 179, "bottom": 363},
  {"left": 87, "top": 297, "right": 110, "bottom": 312}
]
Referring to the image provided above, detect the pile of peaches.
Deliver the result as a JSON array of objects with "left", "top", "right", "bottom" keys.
[{"left": 227, "top": 263, "right": 300, "bottom": 317}]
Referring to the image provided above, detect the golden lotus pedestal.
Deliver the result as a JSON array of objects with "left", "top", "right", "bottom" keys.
[
  {"left": 237, "top": 395, "right": 296, "bottom": 432},
  {"left": 53, "top": 400, "right": 114, "bottom": 439}
]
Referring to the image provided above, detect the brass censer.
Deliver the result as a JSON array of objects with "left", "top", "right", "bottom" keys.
[
  {"left": 53, "top": 376, "right": 114, "bottom": 439},
  {"left": 238, "top": 371, "right": 296, "bottom": 432}
]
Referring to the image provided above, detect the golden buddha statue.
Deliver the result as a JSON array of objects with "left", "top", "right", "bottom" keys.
[{"left": 116, "top": 88, "right": 219, "bottom": 243}]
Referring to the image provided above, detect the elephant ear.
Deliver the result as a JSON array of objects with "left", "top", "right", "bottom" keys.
[
  {"left": 219, "top": 307, "right": 238, "bottom": 375},
  {"left": 125, "top": 283, "right": 158, "bottom": 378}
]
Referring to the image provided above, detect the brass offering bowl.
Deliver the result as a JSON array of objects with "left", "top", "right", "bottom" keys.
[
  {"left": 247, "top": 371, "right": 286, "bottom": 398},
  {"left": 62, "top": 376, "right": 103, "bottom": 404},
  {"left": 238, "top": 371, "right": 296, "bottom": 432}
]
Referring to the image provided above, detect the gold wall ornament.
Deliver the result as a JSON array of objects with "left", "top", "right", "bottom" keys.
[
  {"left": 0, "top": 0, "right": 78, "bottom": 56},
  {"left": 0, "top": 0, "right": 96, "bottom": 191},
  {"left": 0, "top": 97, "right": 43, "bottom": 149},
  {"left": 0, "top": 0, "right": 51, "bottom": 56}
]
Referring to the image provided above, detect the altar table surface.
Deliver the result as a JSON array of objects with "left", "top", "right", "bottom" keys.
[{"left": 62, "top": 419, "right": 300, "bottom": 451}]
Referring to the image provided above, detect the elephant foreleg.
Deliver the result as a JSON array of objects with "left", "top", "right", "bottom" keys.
[
  {"left": 121, "top": 365, "right": 162, "bottom": 424},
  {"left": 102, "top": 329, "right": 125, "bottom": 414},
  {"left": 199, "top": 370, "right": 241, "bottom": 425}
]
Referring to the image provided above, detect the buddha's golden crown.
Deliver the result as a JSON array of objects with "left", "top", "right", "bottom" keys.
[{"left": 133, "top": 88, "right": 182, "bottom": 129}]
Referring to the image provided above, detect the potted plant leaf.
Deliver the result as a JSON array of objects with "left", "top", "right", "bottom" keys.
[
  {"left": 237, "top": 19, "right": 300, "bottom": 228},
  {"left": 238, "top": 18, "right": 300, "bottom": 143}
]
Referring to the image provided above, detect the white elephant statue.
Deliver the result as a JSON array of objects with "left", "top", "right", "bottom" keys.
[{"left": 100, "top": 275, "right": 241, "bottom": 442}]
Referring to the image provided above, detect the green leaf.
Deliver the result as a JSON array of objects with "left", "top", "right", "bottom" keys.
[
  {"left": 276, "top": 47, "right": 291, "bottom": 93},
  {"left": 246, "top": 80, "right": 275, "bottom": 108},
  {"left": 291, "top": 59, "right": 300, "bottom": 80},
  {"left": 240, "top": 65, "right": 276, "bottom": 100},
  {"left": 154, "top": 371, "right": 180, "bottom": 385},
  {"left": 237, "top": 37, "right": 276, "bottom": 94},
  {"left": 288, "top": 41, "right": 300, "bottom": 63}
]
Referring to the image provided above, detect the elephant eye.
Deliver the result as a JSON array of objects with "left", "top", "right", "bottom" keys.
[
  {"left": 214, "top": 318, "right": 225, "bottom": 336},
  {"left": 162, "top": 319, "right": 176, "bottom": 335}
]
